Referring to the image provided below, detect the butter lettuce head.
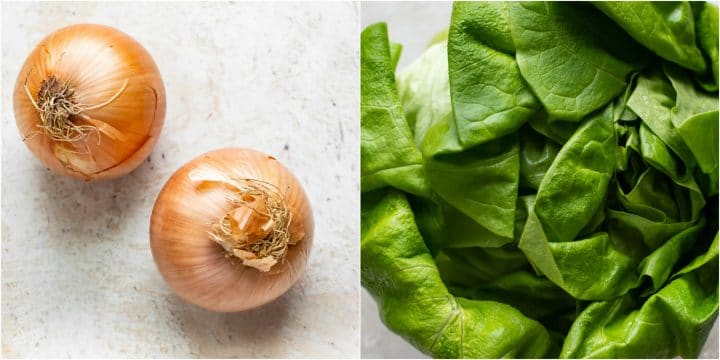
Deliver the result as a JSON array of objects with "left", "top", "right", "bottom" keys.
[{"left": 361, "top": 2, "right": 718, "bottom": 358}]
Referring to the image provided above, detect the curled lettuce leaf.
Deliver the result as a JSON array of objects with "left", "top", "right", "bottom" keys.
[
  {"left": 561, "top": 236, "right": 718, "bottom": 358},
  {"left": 397, "top": 41, "right": 451, "bottom": 147},
  {"left": 362, "top": 191, "right": 554, "bottom": 358},
  {"left": 693, "top": 2, "right": 719, "bottom": 90},
  {"left": 360, "top": 23, "right": 430, "bottom": 197},
  {"left": 594, "top": 1, "right": 706, "bottom": 73}
]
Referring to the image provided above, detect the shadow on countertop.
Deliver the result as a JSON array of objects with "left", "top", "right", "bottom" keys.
[
  {"left": 164, "top": 280, "right": 304, "bottom": 358},
  {"left": 35, "top": 150, "right": 167, "bottom": 247}
]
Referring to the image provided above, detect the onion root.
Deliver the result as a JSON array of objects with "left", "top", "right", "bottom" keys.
[
  {"left": 24, "top": 74, "right": 128, "bottom": 148},
  {"left": 209, "top": 178, "right": 292, "bottom": 272}
]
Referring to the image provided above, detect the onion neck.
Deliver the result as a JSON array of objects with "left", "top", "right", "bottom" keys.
[{"left": 209, "top": 179, "right": 291, "bottom": 272}]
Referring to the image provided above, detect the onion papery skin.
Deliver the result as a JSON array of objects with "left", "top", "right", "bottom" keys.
[
  {"left": 150, "top": 148, "right": 314, "bottom": 312},
  {"left": 13, "top": 24, "right": 166, "bottom": 181}
]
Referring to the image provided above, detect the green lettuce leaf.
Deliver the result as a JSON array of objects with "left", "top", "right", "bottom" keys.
[
  {"left": 447, "top": 1, "right": 539, "bottom": 147},
  {"left": 561, "top": 244, "right": 718, "bottom": 358},
  {"left": 594, "top": 1, "right": 706, "bottom": 73},
  {"left": 692, "top": 2, "right": 719, "bottom": 90},
  {"left": 360, "top": 23, "right": 430, "bottom": 197},
  {"left": 508, "top": 2, "right": 647, "bottom": 121},
  {"left": 362, "top": 190, "right": 554, "bottom": 358}
]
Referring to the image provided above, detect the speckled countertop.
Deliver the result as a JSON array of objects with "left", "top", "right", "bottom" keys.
[{"left": 1, "top": 2, "right": 359, "bottom": 358}]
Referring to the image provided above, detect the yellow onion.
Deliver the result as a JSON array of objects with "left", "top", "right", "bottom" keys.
[
  {"left": 150, "top": 148, "right": 314, "bottom": 312},
  {"left": 13, "top": 24, "right": 166, "bottom": 180}
]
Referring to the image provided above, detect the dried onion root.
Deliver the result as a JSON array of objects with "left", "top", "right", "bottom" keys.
[
  {"left": 209, "top": 178, "right": 292, "bottom": 272},
  {"left": 24, "top": 75, "right": 128, "bottom": 144}
]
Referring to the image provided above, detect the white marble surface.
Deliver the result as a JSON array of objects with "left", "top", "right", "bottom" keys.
[
  {"left": 360, "top": 2, "right": 718, "bottom": 359},
  {"left": 2, "top": 2, "right": 359, "bottom": 358}
]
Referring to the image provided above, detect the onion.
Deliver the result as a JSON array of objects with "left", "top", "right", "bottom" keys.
[
  {"left": 13, "top": 24, "right": 166, "bottom": 180},
  {"left": 150, "top": 148, "right": 314, "bottom": 312}
]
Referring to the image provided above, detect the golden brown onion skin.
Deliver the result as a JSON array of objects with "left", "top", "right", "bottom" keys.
[
  {"left": 150, "top": 148, "right": 314, "bottom": 312},
  {"left": 13, "top": 24, "right": 166, "bottom": 180}
]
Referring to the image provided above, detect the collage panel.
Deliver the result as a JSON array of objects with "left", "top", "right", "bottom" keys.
[
  {"left": 1, "top": 1, "right": 358, "bottom": 358},
  {"left": 0, "top": 0, "right": 719, "bottom": 359},
  {"left": 360, "top": 1, "right": 719, "bottom": 359}
]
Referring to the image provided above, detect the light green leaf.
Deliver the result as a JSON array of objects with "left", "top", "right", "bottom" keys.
[
  {"left": 360, "top": 23, "right": 430, "bottom": 197},
  {"left": 595, "top": 1, "right": 706, "bottom": 72},
  {"left": 509, "top": 2, "right": 647, "bottom": 121},
  {"left": 362, "top": 190, "right": 554, "bottom": 358}
]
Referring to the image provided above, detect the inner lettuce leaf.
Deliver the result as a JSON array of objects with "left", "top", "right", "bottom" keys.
[
  {"left": 561, "top": 237, "right": 718, "bottom": 358},
  {"left": 360, "top": 23, "right": 430, "bottom": 197},
  {"left": 397, "top": 41, "right": 451, "bottom": 147},
  {"left": 361, "top": 2, "right": 719, "bottom": 358},
  {"left": 403, "top": 0, "right": 549, "bottom": 245},
  {"left": 663, "top": 63, "right": 719, "bottom": 177},
  {"left": 397, "top": 25, "right": 531, "bottom": 245}
]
